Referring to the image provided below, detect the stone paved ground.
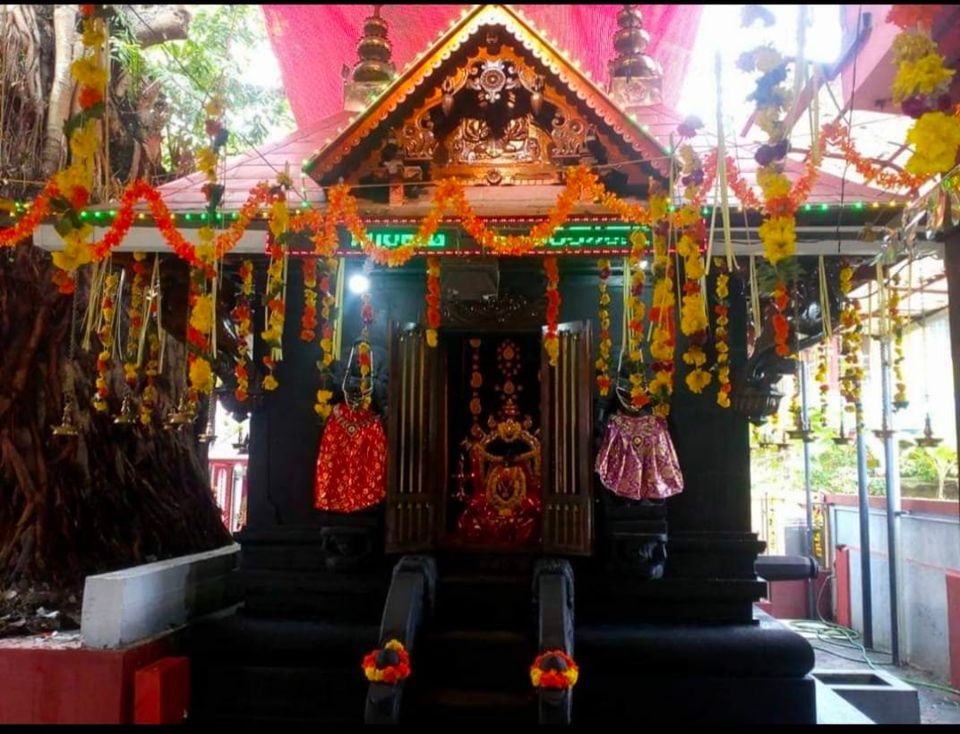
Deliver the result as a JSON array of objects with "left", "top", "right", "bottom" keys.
[{"left": 783, "top": 618, "right": 960, "bottom": 725}]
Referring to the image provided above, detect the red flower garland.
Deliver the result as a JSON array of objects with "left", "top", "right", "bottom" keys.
[
  {"left": 543, "top": 256, "right": 561, "bottom": 367},
  {"left": 232, "top": 260, "right": 254, "bottom": 403},
  {"left": 425, "top": 256, "right": 441, "bottom": 348},
  {"left": 300, "top": 257, "right": 318, "bottom": 342},
  {"left": 530, "top": 650, "right": 579, "bottom": 690},
  {"left": 362, "top": 640, "right": 411, "bottom": 684}
]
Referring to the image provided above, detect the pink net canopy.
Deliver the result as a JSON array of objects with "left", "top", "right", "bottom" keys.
[{"left": 261, "top": 4, "right": 703, "bottom": 128}]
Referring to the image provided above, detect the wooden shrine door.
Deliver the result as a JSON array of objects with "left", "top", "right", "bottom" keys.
[
  {"left": 540, "top": 321, "right": 594, "bottom": 555},
  {"left": 385, "top": 323, "right": 446, "bottom": 552}
]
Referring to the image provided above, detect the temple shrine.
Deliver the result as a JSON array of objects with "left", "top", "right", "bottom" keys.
[
  {"left": 6, "top": 1, "right": 959, "bottom": 727},
  {"left": 182, "top": 5, "right": 817, "bottom": 724}
]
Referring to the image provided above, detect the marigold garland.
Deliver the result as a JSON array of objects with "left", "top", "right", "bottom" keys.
[
  {"left": 677, "top": 143, "right": 712, "bottom": 396},
  {"left": 315, "top": 257, "right": 339, "bottom": 421},
  {"left": 530, "top": 650, "right": 579, "bottom": 690},
  {"left": 885, "top": 5, "right": 960, "bottom": 177},
  {"left": 425, "top": 256, "right": 441, "bottom": 348},
  {"left": 543, "top": 256, "right": 561, "bottom": 367},
  {"left": 362, "top": 640, "right": 411, "bottom": 685},
  {"left": 186, "top": 258, "right": 214, "bottom": 405},
  {"left": 838, "top": 260, "right": 863, "bottom": 409},
  {"left": 713, "top": 258, "right": 732, "bottom": 408},
  {"left": 624, "top": 230, "right": 649, "bottom": 407},
  {"left": 358, "top": 290, "right": 374, "bottom": 407},
  {"left": 93, "top": 270, "right": 119, "bottom": 412},
  {"left": 646, "top": 181, "right": 676, "bottom": 417},
  {"left": 595, "top": 258, "right": 612, "bottom": 396},
  {"left": 48, "top": 5, "right": 111, "bottom": 288},
  {"left": 232, "top": 260, "right": 254, "bottom": 403},
  {"left": 123, "top": 252, "right": 147, "bottom": 393},
  {"left": 816, "top": 340, "right": 829, "bottom": 427},
  {"left": 300, "top": 257, "right": 318, "bottom": 343},
  {"left": 888, "top": 273, "right": 909, "bottom": 410}
]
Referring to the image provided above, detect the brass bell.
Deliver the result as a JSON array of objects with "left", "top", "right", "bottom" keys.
[
  {"left": 52, "top": 396, "right": 80, "bottom": 437},
  {"left": 915, "top": 413, "right": 942, "bottom": 448},
  {"left": 113, "top": 394, "right": 135, "bottom": 425},
  {"left": 165, "top": 396, "right": 195, "bottom": 429}
]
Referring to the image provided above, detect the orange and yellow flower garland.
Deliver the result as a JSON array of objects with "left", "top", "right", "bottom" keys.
[
  {"left": 314, "top": 257, "right": 338, "bottom": 421},
  {"left": 888, "top": 273, "right": 908, "bottom": 409},
  {"left": 232, "top": 260, "right": 253, "bottom": 403},
  {"left": 425, "top": 256, "right": 441, "bottom": 348},
  {"left": 358, "top": 291, "right": 374, "bottom": 407},
  {"left": 361, "top": 640, "right": 411, "bottom": 684},
  {"left": 93, "top": 270, "right": 119, "bottom": 412},
  {"left": 122, "top": 252, "right": 148, "bottom": 394},
  {"left": 713, "top": 258, "right": 732, "bottom": 408},
  {"left": 838, "top": 260, "right": 863, "bottom": 408},
  {"left": 624, "top": 230, "right": 649, "bottom": 407},
  {"left": 646, "top": 182, "right": 676, "bottom": 417},
  {"left": 543, "top": 256, "right": 561, "bottom": 367},
  {"left": 300, "top": 257, "right": 318, "bottom": 342},
  {"left": 677, "top": 144, "right": 711, "bottom": 395},
  {"left": 48, "top": 4, "right": 109, "bottom": 287},
  {"left": 530, "top": 650, "right": 579, "bottom": 690},
  {"left": 816, "top": 340, "right": 829, "bottom": 427},
  {"left": 595, "top": 258, "right": 612, "bottom": 396},
  {"left": 186, "top": 257, "right": 215, "bottom": 407}
]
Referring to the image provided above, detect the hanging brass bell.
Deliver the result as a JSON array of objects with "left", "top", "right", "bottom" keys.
[
  {"left": 113, "top": 394, "right": 135, "bottom": 425},
  {"left": 52, "top": 396, "right": 80, "bottom": 437},
  {"left": 915, "top": 413, "right": 942, "bottom": 448}
]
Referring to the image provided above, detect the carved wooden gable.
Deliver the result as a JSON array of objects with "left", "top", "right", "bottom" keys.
[{"left": 303, "top": 4, "right": 670, "bottom": 191}]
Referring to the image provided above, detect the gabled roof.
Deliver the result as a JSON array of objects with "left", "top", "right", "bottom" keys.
[
  {"left": 302, "top": 4, "right": 673, "bottom": 185},
  {"left": 154, "top": 111, "right": 352, "bottom": 212}
]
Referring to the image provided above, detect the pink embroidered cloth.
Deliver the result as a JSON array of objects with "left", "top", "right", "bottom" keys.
[{"left": 595, "top": 413, "right": 684, "bottom": 500}]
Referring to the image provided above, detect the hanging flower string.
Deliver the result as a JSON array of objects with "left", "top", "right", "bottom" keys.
[
  {"left": 48, "top": 4, "right": 111, "bottom": 290},
  {"left": 838, "top": 260, "right": 863, "bottom": 409},
  {"left": 886, "top": 5, "right": 960, "bottom": 177},
  {"left": 93, "top": 269, "right": 119, "bottom": 412},
  {"left": 646, "top": 181, "right": 676, "bottom": 417},
  {"left": 425, "top": 256, "right": 441, "bottom": 348},
  {"left": 359, "top": 290, "right": 374, "bottom": 407},
  {"left": 123, "top": 252, "right": 148, "bottom": 394},
  {"left": 595, "top": 258, "right": 612, "bottom": 396},
  {"left": 186, "top": 239, "right": 215, "bottom": 410},
  {"left": 543, "top": 256, "right": 561, "bottom": 367},
  {"left": 816, "top": 340, "right": 829, "bottom": 427},
  {"left": 676, "top": 141, "right": 712, "bottom": 396},
  {"left": 300, "top": 257, "right": 318, "bottom": 342},
  {"left": 625, "top": 231, "right": 649, "bottom": 407},
  {"left": 315, "top": 257, "right": 338, "bottom": 421},
  {"left": 261, "top": 175, "right": 293, "bottom": 392},
  {"left": 888, "top": 272, "right": 909, "bottom": 410},
  {"left": 232, "top": 260, "right": 254, "bottom": 402},
  {"left": 713, "top": 258, "right": 732, "bottom": 408}
]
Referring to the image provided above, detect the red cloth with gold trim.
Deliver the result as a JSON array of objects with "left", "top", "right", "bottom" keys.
[{"left": 314, "top": 402, "right": 387, "bottom": 513}]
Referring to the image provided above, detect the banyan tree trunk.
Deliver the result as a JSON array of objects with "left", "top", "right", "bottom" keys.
[{"left": 0, "top": 244, "right": 232, "bottom": 592}]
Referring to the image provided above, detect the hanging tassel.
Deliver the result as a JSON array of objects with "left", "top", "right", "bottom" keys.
[
  {"left": 749, "top": 255, "right": 762, "bottom": 335},
  {"left": 714, "top": 52, "right": 735, "bottom": 271},
  {"left": 819, "top": 255, "right": 832, "bottom": 338}
]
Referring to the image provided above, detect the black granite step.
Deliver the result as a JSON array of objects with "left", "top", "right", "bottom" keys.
[
  {"left": 408, "top": 687, "right": 537, "bottom": 723},
  {"left": 190, "top": 664, "right": 366, "bottom": 723},
  {"left": 437, "top": 573, "right": 532, "bottom": 630},
  {"left": 417, "top": 628, "right": 533, "bottom": 693}
]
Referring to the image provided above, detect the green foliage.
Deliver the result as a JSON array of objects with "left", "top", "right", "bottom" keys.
[{"left": 112, "top": 5, "right": 294, "bottom": 171}]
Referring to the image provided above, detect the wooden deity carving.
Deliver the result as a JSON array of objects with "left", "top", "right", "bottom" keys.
[
  {"left": 382, "top": 44, "right": 598, "bottom": 187},
  {"left": 456, "top": 398, "right": 543, "bottom": 546}
]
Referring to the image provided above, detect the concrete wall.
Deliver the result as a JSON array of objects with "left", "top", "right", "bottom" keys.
[{"left": 829, "top": 504, "right": 960, "bottom": 681}]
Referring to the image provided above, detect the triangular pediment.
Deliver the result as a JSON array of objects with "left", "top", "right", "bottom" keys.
[{"left": 302, "top": 4, "right": 671, "bottom": 195}]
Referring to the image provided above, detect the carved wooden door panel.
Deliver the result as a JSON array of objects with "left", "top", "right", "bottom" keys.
[
  {"left": 540, "top": 320, "right": 594, "bottom": 555},
  {"left": 386, "top": 323, "right": 445, "bottom": 552}
]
